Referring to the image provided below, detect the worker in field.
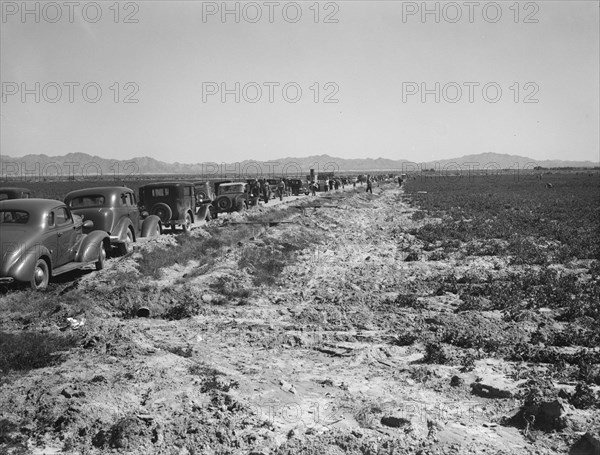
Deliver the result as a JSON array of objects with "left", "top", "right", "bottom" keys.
[
  {"left": 277, "top": 178, "right": 286, "bottom": 201},
  {"left": 249, "top": 179, "right": 260, "bottom": 206},
  {"left": 310, "top": 181, "right": 317, "bottom": 196},
  {"left": 366, "top": 175, "right": 373, "bottom": 193},
  {"left": 261, "top": 179, "right": 270, "bottom": 203}
]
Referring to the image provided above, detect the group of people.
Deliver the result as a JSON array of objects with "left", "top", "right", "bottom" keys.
[
  {"left": 247, "top": 178, "right": 271, "bottom": 204},
  {"left": 247, "top": 178, "right": 288, "bottom": 203},
  {"left": 247, "top": 173, "right": 405, "bottom": 203},
  {"left": 320, "top": 178, "right": 345, "bottom": 192}
]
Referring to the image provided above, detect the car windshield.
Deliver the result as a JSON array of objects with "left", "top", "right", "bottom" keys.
[
  {"left": 69, "top": 195, "right": 105, "bottom": 208},
  {"left": 0, "top": 210, "right": 29, "bottom": 224},
  {"left": 220, "top": 184, "right": 245, "bottom": 194},
  {"left": 0, "top": 193, "right": 9, "bottom": 201}
]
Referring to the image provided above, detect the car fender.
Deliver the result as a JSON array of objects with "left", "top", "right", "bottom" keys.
[
  {"left": 140, "top": 215, "right": 161, "bottom": 237},
  {"left": 8, "top": 244, "right": 53, "bottom": 282},
  {"left": 195, "top": 204, "right": 209, "bottom": 221},
  {"left": 112, "top": 217, "right": 134, "bottom": 242},
  {"left": 76, "top": 231, "right": 110, "bottom": 263}
]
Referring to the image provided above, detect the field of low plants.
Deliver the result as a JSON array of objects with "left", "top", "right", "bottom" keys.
[
  {"left": 406, "top": 172, "right": 599, "bottom": 263},
  {"left": 400, "top": 173, "right": 600, "bottom": 412}
]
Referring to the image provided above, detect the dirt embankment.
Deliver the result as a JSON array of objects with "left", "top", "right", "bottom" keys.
[{"left": 1, "top": 184, "right": 598, "bottom": 455}]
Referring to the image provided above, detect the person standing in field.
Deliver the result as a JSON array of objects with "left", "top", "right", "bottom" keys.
[
  {"left": 310, "top": 181, "right": 317, "bottom": 196},
  {"left": 366, "top": 175, "right": 373, "bottom": 194},
  {"left": 260, "top": 179, "right": 270, "bottom": 204},
  {"left": 277, "top": 178, "right": 286, "bottom": 201}
]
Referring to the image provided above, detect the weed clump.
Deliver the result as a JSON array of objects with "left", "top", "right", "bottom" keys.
[
  {"left": 210, "top": 276, "right": 252, "bottom": 301},
  {"left": 569, "top": 383, "right": 600, "bottom": 410},
  {"left": 423, "top": 342, "right": 452, "bottom": 364}
]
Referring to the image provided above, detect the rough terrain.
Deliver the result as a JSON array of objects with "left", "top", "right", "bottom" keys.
[{"left": 1, "top": 182, "right": 599, "bottom": 455}]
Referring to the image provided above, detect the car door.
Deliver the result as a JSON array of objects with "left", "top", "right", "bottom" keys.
[
  {"left": 183, "top": 185, "right": 193, "bottom": 217},
  {"left": 44, "top": 211, "right": 61, "bottom": 268},
  {"left": 121, "top": 191, "right": 139, "bottom": 234},
  {"left": 53, "top": 206, "right": 80, "bottom": 267}
]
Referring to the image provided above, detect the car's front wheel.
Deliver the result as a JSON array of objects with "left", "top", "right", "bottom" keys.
[
  {"left": 95, "top": 242, "right": 106, "bottom": 271},
  {"left": 30, "top": 258, "right": 50, "bottom": 290}
]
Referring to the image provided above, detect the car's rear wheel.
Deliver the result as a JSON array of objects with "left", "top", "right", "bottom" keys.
[
  {"left": 30, "top": 258, "right": 50, "bottom": 290},
  {"left": 95, "top": 242, "right": 106, "bottom": 271},
  {"left": 216, "top": 196, "right": 232, "bottom": 212},
  {"left": 182, "top": 212, "right": 192, "bottom": 233},
  {"left": 151, "top": 203, "right": 172, "bottom": 224}
]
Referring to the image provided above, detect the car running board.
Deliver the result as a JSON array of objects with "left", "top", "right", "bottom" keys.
[{"left": 52, "top": 261, "right": 94, "bottom": 277}]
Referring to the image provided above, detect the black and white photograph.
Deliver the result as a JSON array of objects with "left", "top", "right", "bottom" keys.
[{"left": 1, "top": 1, "right": 599, "bottom": 453}]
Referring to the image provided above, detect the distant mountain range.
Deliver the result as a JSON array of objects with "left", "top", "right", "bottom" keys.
[{"left": 0, "top": 152, "right": 597, "bottom": 178}]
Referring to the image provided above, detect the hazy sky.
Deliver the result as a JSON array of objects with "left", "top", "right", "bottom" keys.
[{"left": 1, "top": 1, "right": 599, "bottom": 163}]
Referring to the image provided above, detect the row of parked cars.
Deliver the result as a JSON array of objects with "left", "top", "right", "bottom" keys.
[{"left": 0, "top": 179, "right": 301, "bottom": 290}]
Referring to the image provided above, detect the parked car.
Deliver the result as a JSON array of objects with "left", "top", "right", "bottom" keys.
[
  {"left": 138, "top": 182, "right": 196, "bottom": 232},
  {"left": 0, "top": 187, "right": 34, "bottom": 200},
  {"left": 213, "top": 180, "right": 233, "bottom": 195},
  {"left": 210, "top": 182, "right": 249, "bottom": 218},
  {"left": 64, "top": 186, "right": 162, "bottom": 256},
  {"left": 287, "top": 179, "right": 309, "bottom": 196},
  {"left": 193, "top": 181, "right": 215, "bottom": 221},
  {"left": 0, "top": 199, "right": 109, "bottom": 290}
]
